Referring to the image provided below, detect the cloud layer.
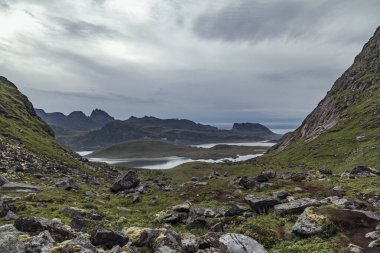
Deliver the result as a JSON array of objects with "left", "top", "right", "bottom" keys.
[{"left": 0, "top": 0, "right": 379, "bottom": 128}]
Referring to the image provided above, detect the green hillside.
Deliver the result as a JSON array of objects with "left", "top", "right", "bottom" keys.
[{"left": 263, "top": 27, "right": 380, "bottom": 171}]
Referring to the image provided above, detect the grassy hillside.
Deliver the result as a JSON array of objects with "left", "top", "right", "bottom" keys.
[
  {"left": 263, "top": 27, "right": 380, "bottom": 171},
  {"left": 0, "top": 77, "right": 85, "bottom": 169},
  {"left": 89, "top": 140, "right": 268, "bottom": 159}
]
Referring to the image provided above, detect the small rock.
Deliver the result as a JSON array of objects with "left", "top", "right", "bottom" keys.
[
  {"left": 56, "top": 177, "right": 80, "bottom": 191},
  {"left": 365, "top": 230, "right": 380, "bottom": 240},
  {"left": 319, "top": 168, "right": 332, "bottom": 175},
  {"left": 256, "top": 174, "right": 269, "bottom": 183},
  {"left": 368, "top": 238, "right": 380, "bottom": 248},
  {"left": 132, "top": 193, "right": 141, "bottom": 203},
  {"left": 0, "top": 174, "right": 9, "bottom": 186},
  {"left": 348, "top": 243, "right": 365, "bottom": 253},
  {"left": 224, "top": 203, "right": 249, "bottom": 217},
  {"left": 273, "top": 191, "right": 289, "bottom": 200},
  {"left": 210, "top": 222, "right": 224, "bottom": 233},
  {"left": 4, "top": 210, "right": 18, "bottom": 220},
  {"left": 333, "top": 186, "right": 345, "bottom": 192},
  {"left": 26, "top": 230, "right": 55, "bottom": 253},
  {"left": 2, "top": 183, "right": 40, "bottom": 192},
  {"left": 186, "top": 218, "right": 207, "bottom": 230},
  {"left": 182, "top": 235, "right": 199, "bottom": 253},
  {"left": 172, "top": 201, "right": 191, "bottom": 213},
  {"left": 111, "top": 171, "right": 140, "bottom": 193}
]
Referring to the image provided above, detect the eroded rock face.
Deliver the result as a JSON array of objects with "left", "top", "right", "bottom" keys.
[
  {"left": 111, "top": 171, "right": 140, "bottom": 193},
  {"left": 218, "top": 233, "right": 267, "bottom": 253}
]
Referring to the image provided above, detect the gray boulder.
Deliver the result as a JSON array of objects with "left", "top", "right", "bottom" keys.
[
  {"left": 26, "top": 230, "right": 55, "bottom": 253},
  {"left": 2, "top": 182, "right": 40, "bottom": 191},
  {"left": 292, "top": 207, "right": 329, "bottom": 236},
  {"left": 219, "top": 233, "right": 267, "bottom": 253},
  {"left": 244, "top": 195, "right": 280, "bottom": 213},
  {"left": 111, "top": 171, "right": 140, "bottom": 193},
  {"left": 0, "top": 224, "right": 26, "bottom": 253},
  {"left": 56, "top": 177, "right": 80, "bottom": 190},
  {"left": 182, "top": 235, "right": 199, "bottom": 253},
  {"left": 274, "top": 198, "right": 320, "bottom": 215},
  {"left": 224, "top": 203, "right": 249, "bottom": 217},
  {"left": 91, "top": 228, "right": 129, "bottom": 249}
]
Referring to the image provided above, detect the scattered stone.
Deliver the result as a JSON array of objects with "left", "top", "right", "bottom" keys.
[
  {"left": 333, "top": 186, "right": 345, "bottom": 192},
  {"left": 173, "top": 201, "right": 191, "bottom": 213},
  {"left": 273, "top": 191, "right": 289, "bottom": 200},
  {"left": 0, "top": 174, "right": 9, "bottom": 186},
  {"left": 244, "top": 195, "right": 280, "bottom": 213},
  {"left": 56, "top": 177, "right": 80, "bottom": 190},
  {"left": 111, "top": 171, "right": 140, "bottom": 193},
  {"left": 91, "top": 228, "right": 129, "bottom": 249},
  {"left": 368, "top": 239, "right": 380, "bottom": 248},
  {"left": 274, "top": 198, "right": 320, "bottom": 215},
  {"left": 365, "top": 230, "right": 380, "bottom": 240},
  {"left": 210, "top": 222, "right": 224, "bottom": 233},
  {"left": 62, "top": 206, "right": 101, "bottom": 220},
  {"left": 4, "top": 210, "right": 18, "bottom": 220},
  {"left": 186, "top": 218, "right": 207, "bottom": 230},
  {"left": 182, "top": 235, "right": 199, "bottom": 253},
  {"left": 132, "top": 193, "right": 141, "bottom": 203},
  {"left": 319, "top": 168, "right": 332, "bottom": 175},
  {"left": 2, "top": 182, "right": 40, "bottom": 192},
  {"left": 219, "top": 233, "right": 268, "bottom": 253},
  {"left": 292, "top": 207, "right": 330, "bottom": 236},
  {"left": 0, "top": 224, "right": 26, "bottom": 253},
  {"left": 224, "top": 203, "right": 249, "bottom": 217},
  {"left": 347, "top": 243, "right": 365, "bottom": 253},
  {"left": 14, "top": 216, "right": 75, "bottom": 242},
  {"left": 195, "top": 182, "right": 208, "bottom": 186},
  {"left": 149, "top": 197, "right": 159, "bottom": 205},
  {"left": 26, "top": 230, "right": 55, "bottom": 253},
  {"left": 256, "top": 174, "right": 269, "bottom": 183}
]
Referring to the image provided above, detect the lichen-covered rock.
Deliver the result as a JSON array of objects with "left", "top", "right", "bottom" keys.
[
  {"left": 218, "top": 233, "right": 267, "bottom": 253},
  {"left": 292, "top": 207, "right": 330, "bottom": 236},
  {"left": 182, "top": 235, "right": 199, "bottom": 253},
  {"left": 0, "top": 224, "right": 26, "bottom": 253},
  {"left": 26, "top": 230, "right": 55, "bottom": 253}
]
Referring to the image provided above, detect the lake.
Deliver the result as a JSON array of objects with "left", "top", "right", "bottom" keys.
[{"left": 77, "top": 141, "right": 275, "bottom": 169}]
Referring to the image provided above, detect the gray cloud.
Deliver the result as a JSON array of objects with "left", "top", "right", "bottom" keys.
[{"left": 0, "top": 0, "right": 379, "bottom": 128}]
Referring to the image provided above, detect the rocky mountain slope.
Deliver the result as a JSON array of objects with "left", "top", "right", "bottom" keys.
[
  {"left": 62, "top": 116, "right": 280, "bottom": 151},
  {"left": 36, "top": 108, "right": 114, "bottom": 132},
  {"left": 267, "top": 26, "right": 380, "bottom": 170}
]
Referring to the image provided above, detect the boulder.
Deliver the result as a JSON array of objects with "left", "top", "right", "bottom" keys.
[
  {"left": 292, "top": 207, "right": 330, "bottom": 236},
  {"left": 0, "top": 174, "right": 9, "bottom": 186},
  {"left": 224, "top": 203, "right": 249, "bottom": 217},
  {"left": 219, "top": 233, "right": 267, "bottom": 253},
  {"left": 26, "top": 230, "right": 55, "bottom": 253},
  {"left": 199, "top": 232, "right": 222, "bottom": 249},
  {"left": 91, "top": 228, "right": 129, "bottom": 249},
  {"left": 186, "top": 218, "right": 207, "bottom": 230},
  {"left": 274, "top": 198, "right": 320, "bottom": 215},
  {"left": 62, "top": 206, "right": 102, "bottom": 220},
  {"left": 273, "top": 191, "right": 289, "bottom": 200},
  {"left": 255, "top": 174, "right": 269, "bottom": 183},
  {"left": 173, "top": 201, "right": 191, "bottom": 213},
  {"left": 351, "top": 166, "right": 372, "bottom": 175},
  {"left": 60, "top": 236, "right": 98, "bottom": 253},
  {"left": 319, "top": 168, "right": 332, "bottom": 175},
  {"left": 182, "top": 235, "right": 199, "bottom": 253},
  {"left": 190, "top": 207, "right": 221, "bottom": 218},
  {"left": 111, "top": 171, "right": 140, "bottom": 193},
  {"left": 229, "top": 176, "right": 256, "bottom": 189},
  {"left": 2, "top": 182, "right": 40, "bottom": 191},
  {"left": 0, "top": 224, "right": 26, "bottom": 253},
  {"left": 14, "top": 216, "right": 75, "bottom": 242},
  {"left": 365, "top": 230, "right": 380, "bottom": 240},
  {"left": 55, "top": 177, "right": 80, "bottom": 190},
  {"left": 244, "top": 195, "right": 280, "bottom": 213},
  {"left": 136, "top": 229, "right": 182, "bottom": 252}
]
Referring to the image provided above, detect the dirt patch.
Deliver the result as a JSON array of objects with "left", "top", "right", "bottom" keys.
[
  {"left": 299, "top": 182, "right": 335, "bottom": 198},
  {"left": 322, "top": 208, "right": 379, "bottom": 253}
]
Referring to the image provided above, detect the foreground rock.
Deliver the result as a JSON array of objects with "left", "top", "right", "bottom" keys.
[
  {"left": 111, "top": 170, "right": 140, "bottom": 193},
  {"left": 14, "top": 216, "right": 75, "bottom": 242},
  {"left": 219, "top": 233, "right": 268, "bottom": 253},
  {"left": 292, "top": 207, "right": 330, "bottom": 236},
  {"left": 0, "top": 224, "right": 26, "bottom": 253},
  {"left": 91, "top": 228, "right": 129, "bottom": 249},
  {"left": 274, "top": 198, "right": 320, "bottom": 215}
]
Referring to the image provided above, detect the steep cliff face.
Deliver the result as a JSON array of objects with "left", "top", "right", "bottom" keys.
[{"left": 268, "top": 27, "right": 380, "bottom": 169}]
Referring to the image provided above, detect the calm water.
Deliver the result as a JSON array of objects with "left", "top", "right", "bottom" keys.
[{"left": 77, "top": 141, "right": 276, "bottom": 170}]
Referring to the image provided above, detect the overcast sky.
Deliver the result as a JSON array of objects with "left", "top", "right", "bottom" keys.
[{"left": 0, "top": 0, "right": 379, "bottom": 128}]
